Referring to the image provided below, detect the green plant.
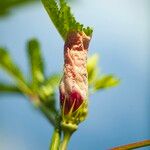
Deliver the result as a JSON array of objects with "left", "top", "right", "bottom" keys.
[
  {"left": 0, "top": 0, "right": 149, "bottom": 150},
  {"left": 0, "top": 42, "right": 119, "bottom": 150}
]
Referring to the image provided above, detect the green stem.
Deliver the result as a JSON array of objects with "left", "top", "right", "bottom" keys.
[
  {"left": 60, "top": 131, "right": 73, "bottom": 150},
  {"left": 38, "top": 103, "right": 56, "bottom": 126},
  {"left": 50, "top": 128, "right": 61, "bottom": 150}
]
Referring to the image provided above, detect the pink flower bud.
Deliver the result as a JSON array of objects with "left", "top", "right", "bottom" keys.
[{"left": 59, "top": 31, "right": 91, "bottom": 114}]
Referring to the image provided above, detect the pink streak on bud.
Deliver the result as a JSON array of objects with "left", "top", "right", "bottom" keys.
[
  {"left": 60, "top": 90, "right": 83, "bottom": 114},
  {"left": 59, "top": 31, "right": 91, "bottom": 114}
]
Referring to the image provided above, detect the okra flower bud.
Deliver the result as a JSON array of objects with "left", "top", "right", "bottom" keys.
[{"left": 59, "top": 31, "right": 91, "bottom": 130}]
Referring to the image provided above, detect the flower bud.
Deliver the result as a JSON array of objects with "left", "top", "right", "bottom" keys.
[
  {"left": 59, "top": 31, "right": 91, "bottom": 130},
  {"left": 59, "top": 31, "right": 91, "bottom": 114}
]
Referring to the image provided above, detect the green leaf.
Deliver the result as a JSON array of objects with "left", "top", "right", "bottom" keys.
[
  {"left": 0, "top": 0, "right": 38, "bottom": 17},
  {"left": 0, "top": 48, "right": 25, "bottom": 82},
  {"left": 0, "top": 82, "right": 20, "bottom": 93},
  {"left": 38, "top": 74, "right": 60, "bottom": 100},
  {"left": 94, "top": 75, "right": 120, "bottom": 91},
  {"left": 87, "top": 54, "right": 99, "bottom": 85},
  {"left": 27, "top": 39, "right": 45, "bottom": 88},
  {"left": 41, "top": 0, "right": 93, "bottom": 40},
  {"left": 0, "top": 48, "right": 32, "bottom": 95},
  {"left": 45, "top": 74, "right": 61, "bottom": 89}
]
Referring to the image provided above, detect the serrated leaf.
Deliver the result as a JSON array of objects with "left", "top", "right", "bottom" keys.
[
  {"left": 94, "top": 75, "right": 120, "bottom": 91},
  {"left": 41, "top": 0, "right": 93, "bottom": 40},
  {"left": 27, "top": 39, "right": 45, "bottom": 89},
  {"left": 0, "top": 82, "right": 20, "bottom": 93},
  {"left": 87, "top": 54, "right": 99, "bottom": 84}
]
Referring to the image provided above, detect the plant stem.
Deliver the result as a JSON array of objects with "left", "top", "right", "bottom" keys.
[
  {"left": 38, "top": 103, "right": 56, "bottom": 126},
  {"left": 50, "top": 128, "right": 61, "bottom": 150},
  {"left": 111, "top": 140, "right": 150, "bottom": 150},
  {"left": 29, "top": 94, "right": 56, "bottom": 126},
  {"left": 60, "top": 131, "right": 72, "bottom": 150}
]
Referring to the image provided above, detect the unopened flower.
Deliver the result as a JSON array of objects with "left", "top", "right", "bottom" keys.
[{"left": 59, "top": 31, "right": 91, "bottom": 116}]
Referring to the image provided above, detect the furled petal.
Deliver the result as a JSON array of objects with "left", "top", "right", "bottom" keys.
[{"left": 59, "top": 31, "right": 91, "bottom": 114}]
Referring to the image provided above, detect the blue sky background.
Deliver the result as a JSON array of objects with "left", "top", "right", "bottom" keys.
[{"left": 0, "top": 0, "right": 149, "bottom": 149}]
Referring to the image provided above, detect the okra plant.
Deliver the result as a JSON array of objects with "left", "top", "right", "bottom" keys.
[{"left": 0, "top": 0, "right": 150, "bottom": 149}]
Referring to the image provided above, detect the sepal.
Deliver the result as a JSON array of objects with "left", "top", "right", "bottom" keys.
[{"left": 61, "top": 100, "right": 88, "bottom": 133}]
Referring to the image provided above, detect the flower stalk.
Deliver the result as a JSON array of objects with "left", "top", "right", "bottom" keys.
[
  {"left": 60, "top": 131, "right": 73, "bottom": 150},
  {"left": 50, "top": 128, "right": 61, "bottom": 150}
]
